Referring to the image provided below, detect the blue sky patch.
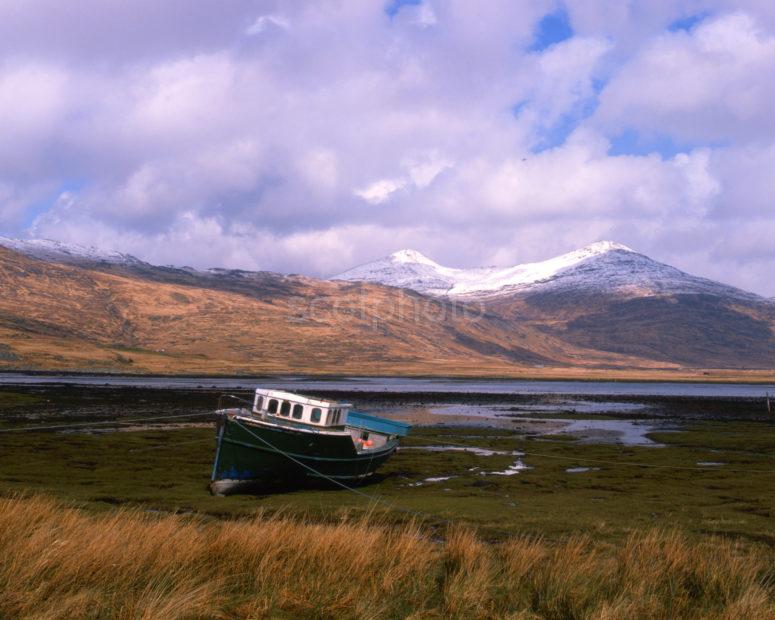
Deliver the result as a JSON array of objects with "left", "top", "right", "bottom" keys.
[
  {"left": 607, "top": 128, "right": 707, "bottom": 159},
  {"left": 529, "top": 6, "right": 573, "bottom": 52},
  {"left": 384, "top": 0, "right": 422, "bottom": 18},
  {"left": 667, "top": 12, "right": 711, "bottom": 33}
]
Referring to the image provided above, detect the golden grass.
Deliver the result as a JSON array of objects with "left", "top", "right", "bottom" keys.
[{"left": 1, "top": 495, "right": 773, "bottom": 619}]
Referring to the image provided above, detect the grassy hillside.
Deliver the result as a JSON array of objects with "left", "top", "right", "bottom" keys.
[{"left": 1, "top": 246, "right": 774, "bottom": 380}]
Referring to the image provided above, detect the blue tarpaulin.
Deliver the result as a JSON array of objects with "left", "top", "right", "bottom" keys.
[{"left": 346, "top": 410, "right": 411, "bottom": 437}]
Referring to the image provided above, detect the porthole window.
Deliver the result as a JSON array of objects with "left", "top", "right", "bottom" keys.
[
  {"left": 280, "top": 401, "right": 291, "bottom": 416},
  {"left": 267, "top": 399, "right": 278, "bottom": 414},
  {"left": 311, "top": 408, "right": 322, "bottom": 423},
  {"left": 292, "top": 403, "right": 303, "bottom": 419}
]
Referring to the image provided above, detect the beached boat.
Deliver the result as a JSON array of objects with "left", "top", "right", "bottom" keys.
[{"left": 210, "top": 388, "right": 410, "bottom": 495}]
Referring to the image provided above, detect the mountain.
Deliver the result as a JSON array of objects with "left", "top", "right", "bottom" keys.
[
  {"left": 0, "top": 236, "right": 312, "bottom": 301},
  {"left": 1, "top": 243, "right": 658, "bottom": 376},
  {"left": 334, "top": 242, "right": 775, "bottom": 369},
  {"left": 0, "top": 236, "right": 142, "bottom": 267},
  {"left": 0, "top": 238, "right": 773, "bottom": 375},
  {"left": 333, "top": 242, "right": 762, "bottom": 302}
]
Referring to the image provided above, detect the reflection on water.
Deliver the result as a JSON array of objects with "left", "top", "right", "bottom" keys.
[
  {"left": 566, "top": 467, "right": 601, "bottom": 473},
  {"left": 544, "top": 419, "right": 667, "bottom": 446},
  {"left": 404, "top": 445, "right": 522, "bottom": 456},
  {"left": 482, "top": 458, "right": 531, "bottom": 476},
  {"left": 386, "top": 403, "right": 673, "bottom": 446}
]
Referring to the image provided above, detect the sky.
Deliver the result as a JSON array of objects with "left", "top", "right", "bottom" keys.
[{"left": 1, "top": 1, "right": 774, "bottom": 296}]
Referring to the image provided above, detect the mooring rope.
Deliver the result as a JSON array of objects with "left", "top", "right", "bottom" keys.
[{"left": 230, "top": 417, "right": 455, "bottom": 523}]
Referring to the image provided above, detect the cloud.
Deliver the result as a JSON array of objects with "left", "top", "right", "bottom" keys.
[
  {"left": 0, "top": 1, "right": 774, "bottom": 296},
  {"left": 594, "top": 12, "right": 775, "bottom": 142},
  {"left": 355, "top": 178, "right": 406, "bottom": 204},
  {"left": 245, "top": 15, "right": 290, "bottom": 36}
]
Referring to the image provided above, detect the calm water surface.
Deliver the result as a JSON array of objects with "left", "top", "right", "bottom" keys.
[{"left": 0, "top": 373, "right": 772, "bottom": 397}]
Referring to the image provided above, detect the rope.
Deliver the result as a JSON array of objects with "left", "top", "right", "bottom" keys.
[{"left": 231, "top": 418, "right": 453, "bottom": 523}]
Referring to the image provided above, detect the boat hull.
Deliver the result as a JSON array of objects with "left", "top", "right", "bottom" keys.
[{"left": 210, "top": 415, "right": 398, "bottom": 494}]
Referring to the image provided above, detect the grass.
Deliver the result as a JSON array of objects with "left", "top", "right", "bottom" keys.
[
  {"left": 1, "top": 421, "right": 774, "bottom": 544},
  {"left": 0, "top": 391, "right": 44, "bottom": 410},
  {"left": 0, "top": 493, "right": 773, "bottom": 619},
  {"left": 2, "top": 386, "right": 775, "bottom": 616}
]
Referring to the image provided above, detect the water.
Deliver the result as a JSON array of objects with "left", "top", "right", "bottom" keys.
[
  {"left": 1, "top": 373, "right": 772, "bottom": 398},
  {"left": 404, "top": 445, "right": 522, "bottom": 457},
  {"left": 545, "top": 419, "right": 668, "bottom": 446}
]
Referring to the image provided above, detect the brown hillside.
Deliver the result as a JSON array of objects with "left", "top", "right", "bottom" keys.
[
  {"left": 0, "top": 247, "right": 662, "bottom": 376},
  {"left": 1, "top": 247, "right": 773, "bottom": 380}
]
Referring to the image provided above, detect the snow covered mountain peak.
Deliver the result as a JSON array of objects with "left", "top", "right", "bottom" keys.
[
  {"left": 577, "top": 240, "right": 634, "bottom": 254},
  {"left": 388, "top": 249, "right": 439, "bottom": 266},
  {"left": 333, "top": 241, "right": 758, "bottom": 301}
]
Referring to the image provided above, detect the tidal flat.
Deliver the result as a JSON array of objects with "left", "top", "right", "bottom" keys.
[{"left": 1, "top": 383, "right": 773, "bottom": 545}]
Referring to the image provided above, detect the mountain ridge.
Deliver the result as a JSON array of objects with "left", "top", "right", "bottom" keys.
[
  {"left": 334, "top": 241, "right": 764, "bottom": 302},
  {"left": 0, "top": 241, "right": 773, "bottom": 375},
  {"left": 1, "top": 236, "right": 765, "bottom": 304}
]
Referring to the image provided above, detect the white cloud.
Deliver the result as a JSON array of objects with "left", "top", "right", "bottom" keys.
[
  {"left": 594, "top": 12, "right": 775, "bottom": 142},
  {"left": 245, "top": 15, "right": 290, "bottom": 36},
  {"left": 354, "top": 178, "right": 405, "bottom": 205},
  {"left": 0, "top": 1, "right": 774, "bottom": 295}
]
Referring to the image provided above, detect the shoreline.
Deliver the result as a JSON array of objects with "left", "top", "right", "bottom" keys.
[{"left": 2, "top": 368, "right": 775, "bottom": 385}]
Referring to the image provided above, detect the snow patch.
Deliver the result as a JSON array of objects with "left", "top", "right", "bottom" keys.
[
  {"left": 332, "top": 241, "right": 759, "bottom": 301},
  {"left": 0, "top": 236, "right": 142, "bottom": 266}
]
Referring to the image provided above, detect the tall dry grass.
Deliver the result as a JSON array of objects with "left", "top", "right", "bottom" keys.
[{"left": 0, "top": 494, "right": 772, "bottom": 619}]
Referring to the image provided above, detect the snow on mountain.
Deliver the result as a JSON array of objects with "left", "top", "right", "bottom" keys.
[
  {"left": 2, "top": 235, "right": 763, "bottom": 303},
  {"left": 333, "top": 241, "right": 762, "bottom": 301},
  {"left": 0, "top": 236, "right": 144, "bottom": 266}
]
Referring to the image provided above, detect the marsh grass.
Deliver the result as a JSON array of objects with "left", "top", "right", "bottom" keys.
[{"left": 1, "top": 494, "right": 773, "bottom": 619}]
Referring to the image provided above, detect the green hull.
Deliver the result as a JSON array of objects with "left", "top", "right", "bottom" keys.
[{"left": 210, "top": 415, "right": 398, "bottom": 494}]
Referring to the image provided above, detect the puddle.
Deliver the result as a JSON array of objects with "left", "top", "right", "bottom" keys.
[
  {"left": 696, "top": 461, "right": 724, "bottom": 466},
  {"left": 379, "top": 404, "right": 676, "bottom": 446},
  {"left": 566, "top": 467, "right": 601, "bottom": 473},
  {"left": 405, "top": 445, "right": 522, "bottom": 457},
  {"left": 542, "top": 419, "right": 667, "bottom": 446},
  {"left": 408, "top": 475, "right": 455, "bottom": 486},
  {"left": 482, "top": 458, "right": 531, "bottom": 476}
]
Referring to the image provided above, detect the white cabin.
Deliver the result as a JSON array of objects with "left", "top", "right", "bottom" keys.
[{"left": 252, "top": 388, "right": 352, "bottom": 428}]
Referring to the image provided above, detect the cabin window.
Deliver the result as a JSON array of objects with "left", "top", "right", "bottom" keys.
[
  {"left": 280, "top": 401, "right": 291, "bottom": 416},
  {"left": 292, "top": 404, "right": 303, "bottom": 419},
  {"left": 311, "top": 408, "right": 321, "bottom": 423},
  {"left": 255, "top": 396, "right": 264, "bottom": 410},
  {"left": 267, "top": 399, "right": 278, "bottom": 414}
]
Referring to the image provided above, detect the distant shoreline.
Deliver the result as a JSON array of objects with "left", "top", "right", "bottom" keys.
[{"left": 0, "top": 368, "right": 775, "bottom": 385}]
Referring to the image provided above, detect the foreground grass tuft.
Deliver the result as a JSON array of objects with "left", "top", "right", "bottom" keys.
[{"left": 1, "top": 495, "right": 773, "bottom": 619}]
